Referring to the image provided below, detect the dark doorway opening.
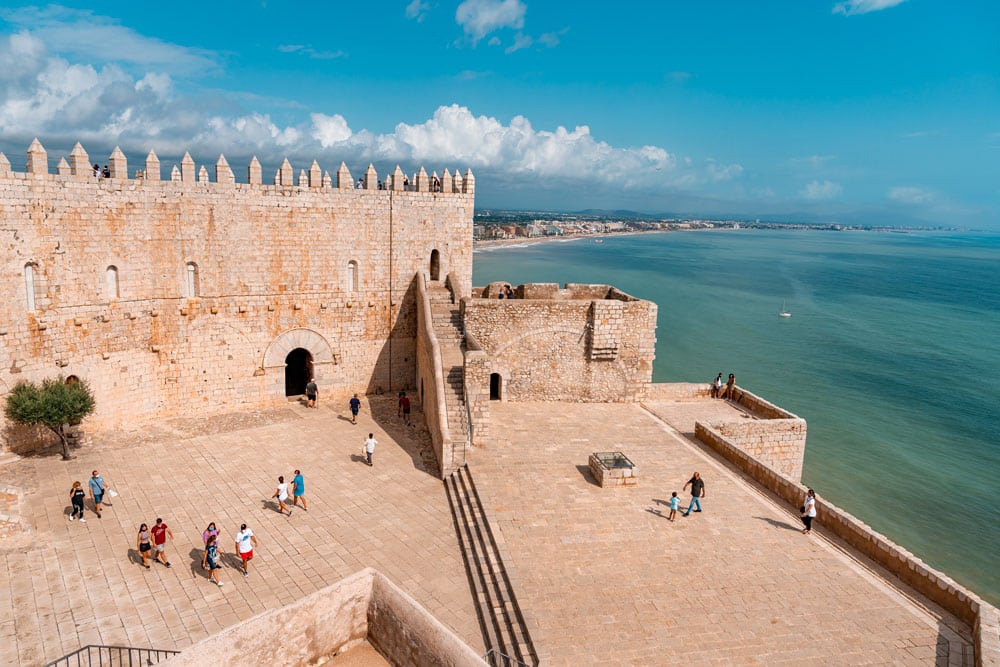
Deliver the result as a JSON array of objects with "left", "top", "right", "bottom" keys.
[
  {"left": 429, "top": 249, "right": 440, "bottom": 281},
  {"left": 490, "top": 373, "right": 502, "bottom": 400},
  {"left": 285, "top": 348, "right": 314, "bottom": 397}
]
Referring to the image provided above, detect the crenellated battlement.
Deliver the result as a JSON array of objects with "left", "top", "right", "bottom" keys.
[{"left": 0, "top": 138, "right": 475, "bottom": 195}]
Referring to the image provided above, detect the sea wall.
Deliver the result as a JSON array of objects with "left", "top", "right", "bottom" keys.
[
  {"left": 0, "top": 141, "right": 474, "bottom": 448},
  {"left": 694, "top": 420, "right": 1000, "bottom": 665}
]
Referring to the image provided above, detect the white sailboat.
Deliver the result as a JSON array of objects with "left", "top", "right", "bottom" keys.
[{"left": 779, "top": 301, "right": 791, "bottom": 318}]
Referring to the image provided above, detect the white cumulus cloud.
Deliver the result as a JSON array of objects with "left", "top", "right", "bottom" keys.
[
  {"left": 888, "top": 186, "right": 934, "bottom": 204},
  {"left": 833, "top": 0, "right": 907, "bottom": 16},
  {"left": 801, "top": 180, "right": 842, "bottom": 200},
  {"left": 405, "top": 0, "right": 431, "bottom": 21},
  {"left": 456, "top": 0, "right": 526, "bottom": 43}
]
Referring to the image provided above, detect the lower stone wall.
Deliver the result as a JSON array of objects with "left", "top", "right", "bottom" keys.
[
  {"left": 167, "top": 568, "right": 485, "bottom": 666},
  {"left": 714, "top": 419, "right": 806, "bottom": 482},
  {"left": 368, "top": 570, "right": 486, "bottom": 667},
  {"left": 695, "top": 421, "right": 1000, "bottom": 666},
  {"left": 463, "top": 332, "right": 490, "bottom": 446}
]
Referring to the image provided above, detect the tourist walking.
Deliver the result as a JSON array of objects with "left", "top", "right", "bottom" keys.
[
  {"left": 668, "top": 492, "right": 680, "bottom": 521},
  {"left": 69, "top": 481, "right": 86, "bottom": 522},
  {"left": 291, "top": 470, "right": 307, "bottom": 510},
  {"left": 88, "top": 470, "right": 108, "bottom": 519},
  {"left": 202, "top": 522, "right": 219, "bottom": 545},
  {"left": 399, "top": 392, "right": 411, "bottom": 426},
  {"left": 136, "top": 523, "right": 152, "bottom": 568},
  {"left": 349, "top": 393, "right": 361, "bottom": 424},
  {"left": 682, "top": 472, "right": 706, "bottom": 517},
  {"left": 722, "top": 373, "right": 736, "bottom": 400},
  {"left": 305, "top": 378, "right": 318, "bottom": 408},
  {"left": 235, "top": 524, "right": 257, "bottom": 578},
  {"left": 364, "top": 433, "right": 377, "bottom": 467},
  {"left": 202, "top": 534, "right": 224, "bottom": 586},
  {"left": 150, "top": 518, "right": 173, "bottom": 567},
  {"left": 272, "top": 476, "right": 291, "bottom": 516},
  {"left": 801, "top": 489, "right": 818, "bottom": 534}
]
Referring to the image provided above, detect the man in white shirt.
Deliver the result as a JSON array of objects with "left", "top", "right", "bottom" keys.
[
  {"left": 235, "top": 524, "right": 258, "bottom": 578},
  {"left": 364, "top": 433, "right": 377, "bottom": 467}
]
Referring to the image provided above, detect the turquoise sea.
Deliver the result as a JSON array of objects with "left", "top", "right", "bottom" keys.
[{"left": 472, "top": 229, "right": 1000, "bottom": 606}]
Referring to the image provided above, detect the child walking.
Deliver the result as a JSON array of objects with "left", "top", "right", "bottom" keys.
[{"left": 668, "top": 492, "right": 680, "bottom": 521}]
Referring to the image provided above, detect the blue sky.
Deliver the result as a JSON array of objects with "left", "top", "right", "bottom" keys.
[{"left": 0, "top": 1, "right": 997, "bottom": 227}]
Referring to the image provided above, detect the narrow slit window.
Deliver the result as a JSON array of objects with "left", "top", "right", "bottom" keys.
[
  {"left": 24, "top": 263, "right": 36, "bottom": 311},
  {"left": 186, "top": 262, "right": 199, "bottom": 298},
  {"left": 106, "top": 265, "right": 119, "bottom": 299},
  {"left": 347, "top": 260, "right": 358, "bottom": 292}
]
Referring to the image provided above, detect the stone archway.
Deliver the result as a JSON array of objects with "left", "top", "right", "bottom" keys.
[
  {"left": 263, "top": 329, "right": 335, "bottom": 398},
  {"left": 429, "top": 249, "right": 441, "bottom": 281},
  {"left": 284, "top": 348, "right": 313, "bottom": 396}
]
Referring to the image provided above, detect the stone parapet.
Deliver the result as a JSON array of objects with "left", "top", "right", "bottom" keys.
[
  {"left": 694, "top": 420, "right": 1000, "bottom": 665},
  {"left": 416, "top": 273, "right": 458, "bottom": 476},
  {"left": 167, "top": 568, "right": 485, "bottom": 666}
]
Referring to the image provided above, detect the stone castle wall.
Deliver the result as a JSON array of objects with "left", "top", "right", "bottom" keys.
[
  {"left": 0, "top": 141, "right": 474, "bottom": 442},
  {"left": 462, "top": 283, "right": 657, "bottom": 403}
]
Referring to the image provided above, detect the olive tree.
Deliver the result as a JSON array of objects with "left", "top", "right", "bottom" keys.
[{"left": 4, "top": 377, "right": 96, "bottom": 460}]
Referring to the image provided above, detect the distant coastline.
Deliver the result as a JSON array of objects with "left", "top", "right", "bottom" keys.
[
  {"left": 473, "top": 224, "right": 918, "bottom": 250},
  {"left": 472, "top": 210, "right": 961, "bottom": 250}
]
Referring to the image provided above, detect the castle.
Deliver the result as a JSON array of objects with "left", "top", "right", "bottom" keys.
[{"left": 1, "top": 139, "right": 997, "bottom": 666}]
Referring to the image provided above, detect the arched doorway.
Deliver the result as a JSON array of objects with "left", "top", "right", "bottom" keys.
[
  {"left": 285, "top": 348, "right": 314, "bottom": 397},
  {"left": 429, "top": 249, "right": 440, "bottom": 281},
  {"left": 490, "top": 373, "right": 502, "bottom": 400}
]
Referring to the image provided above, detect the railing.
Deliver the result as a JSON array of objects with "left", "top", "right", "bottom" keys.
[
  {"left": 44, "top": 645, "right": 179, "bottom": 667},
  {"left": 483, "top": 648, "right": 533, "bottom": 667}
]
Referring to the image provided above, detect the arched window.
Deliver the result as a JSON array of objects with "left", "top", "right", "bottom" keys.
[
  {"left": 429, "top": 249, "right": 440, "bottom": 281},
  {"left": 24, "top": 263, "right": 37, "bottom": 311},
  {"left": 186, "top": 262, "right": 199, "bottom": 298},
  {"left": 105, "top": 265, "right": 119, "bottom": 299},
  {"left": 347, "top": 260, "right": 358, "bottom": 292}
]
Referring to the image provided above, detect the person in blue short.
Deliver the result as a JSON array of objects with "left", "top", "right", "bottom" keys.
[
  {"left": 668, "top": 491, "right": 680, "bottom": 522},
  {"left": 349, "top": 393, "right": 361, "bottom": 425},
  {"left": 291, "top": 469, "right": 308, "bottom": 510},
  {"left": 88, "top": 470, "right": 107, "bottom": 519}
]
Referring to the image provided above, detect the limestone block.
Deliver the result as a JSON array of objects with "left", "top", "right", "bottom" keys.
[
  {"left": 109, "top": 146, "right": 127, "bottom": 179},
  {"left": 69, "top": 143, "right": 90, "bottom": 176},
  {"left": 248, "top": 156, "right": 262, "bottom": 185}
]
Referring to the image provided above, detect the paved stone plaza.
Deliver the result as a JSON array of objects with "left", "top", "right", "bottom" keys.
[
  {"left": 0, "top": 396, "right": 975, "bottom": 666},
  {"left": 0, "top": 397, "right": 482, "bottom": 666},
  {"left": 472, "top": 400, "right": 973, "bottom": 666}
]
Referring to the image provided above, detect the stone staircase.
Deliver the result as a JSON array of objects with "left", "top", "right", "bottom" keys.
[
  {"left": 426, "top": 280, "right": 471, "bottom": 459},
  {"left": 445, "top": 465, "right": 536, "bottom": 666}
]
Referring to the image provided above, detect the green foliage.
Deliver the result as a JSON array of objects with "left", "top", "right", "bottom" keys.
[{"left": 5, "top": 377, "right": 96, "bottom": 433}]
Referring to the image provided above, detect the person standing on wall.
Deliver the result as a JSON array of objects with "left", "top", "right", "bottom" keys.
[
  {"left": 711, "top": 373, "right": 723, "bottom": 398},
  {"left": 682, "top": 472, "right": 706, "bottom": 517},
  {"left": 305, "top": 378, "right": 318, "bottom": 408},
  {"left": 722, "top": 373, "right": 736, "bottom": 400},
  {"left": 349, "top": 393, "right": 361, "bottom": 424},
  {"left": 801, "top": 489, "right": 818, "bottom": 535}
]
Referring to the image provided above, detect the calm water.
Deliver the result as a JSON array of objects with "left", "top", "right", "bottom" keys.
[{"left": 473, "top": 230, "right": 1000, "bottom": 605}]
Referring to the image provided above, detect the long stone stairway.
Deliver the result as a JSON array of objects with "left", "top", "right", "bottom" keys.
[
  {"left": 445, "top": 465, "right": 537, "bottom": 666},
  {"left": 426, "top": 281, "right": 470, "bottom": 456}
]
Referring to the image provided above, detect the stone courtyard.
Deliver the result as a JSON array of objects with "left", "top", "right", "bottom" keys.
[{"left": 0, "top": 395, "right": 975, "bottom": 665}]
